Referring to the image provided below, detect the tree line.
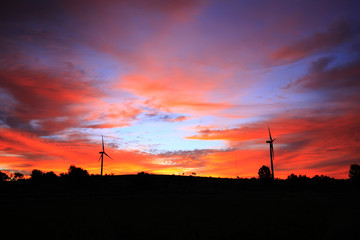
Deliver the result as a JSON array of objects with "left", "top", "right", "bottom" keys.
[
  {"left": 257, "top": 164, "right": 360, "bottom": 182},
  {"left": 0, "top": 164, "right": 359, "bottom": 182},
  {"left": 0, "top": 165, "right": 89, "bottom": 182}
]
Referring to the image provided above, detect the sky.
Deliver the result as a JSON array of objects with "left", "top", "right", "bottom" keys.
[{"left": 1, "top": 0, "right": 360, "bottom": 179}]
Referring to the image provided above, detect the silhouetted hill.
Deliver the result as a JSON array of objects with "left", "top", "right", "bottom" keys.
[{"left": 1, "top": 174, "right": 359, "bottom": 239}]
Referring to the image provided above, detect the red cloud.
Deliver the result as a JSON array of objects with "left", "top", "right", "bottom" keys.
[
  {"left": 0, "top": 64, "right": 147, "bottom": 134},
  {"left": 0, "top": 66, "right": 100, "bottom": 134}
]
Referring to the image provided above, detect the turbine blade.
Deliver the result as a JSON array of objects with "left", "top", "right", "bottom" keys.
[
  {"left": 98, "top": 154, "right": 102, "bottom": 162},
  {"left": 102, "top": 135, "right": 105, "bottom": 152},
  {"left": 104, "top": 152, "right": 113, "bottom": 160},
  {"left": 268, "top": 127, "right": 272, "bottom": 141}
]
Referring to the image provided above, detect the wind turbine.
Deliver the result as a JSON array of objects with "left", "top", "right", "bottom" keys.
[
  {"left": 98, "top": 135, "right": 112, "bottom": 176},
  {"left": 266, "top": 127, "right": 276, "bottom": 180}
]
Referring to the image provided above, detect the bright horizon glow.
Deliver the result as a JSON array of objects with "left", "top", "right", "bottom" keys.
[{"left": 0, "top": 0, "right": 360, "bottom": 179}]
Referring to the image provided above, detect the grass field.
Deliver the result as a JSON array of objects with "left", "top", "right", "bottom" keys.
[{"left": 1, "top": 175, "right": 359, "bottom": 239}]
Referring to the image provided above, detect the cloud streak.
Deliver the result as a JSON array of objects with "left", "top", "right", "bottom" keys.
[{"left": 270, "top": 20, "right": 360, "bottom": 64}]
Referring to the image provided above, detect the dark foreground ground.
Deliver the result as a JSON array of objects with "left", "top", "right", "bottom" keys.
[{"left": 1, "top": 175, "right": 359, "bottom": 239}]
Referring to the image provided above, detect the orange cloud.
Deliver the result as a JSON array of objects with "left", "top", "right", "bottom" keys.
[
  {"left": 0, "top": 128, "right": 155, "bottom": 175},
  {"left": 1, "top": 107, "right": 358, "bottom": 179},
  {"left": 186, "top": 110, "right": 360, "bottom": 179},
  {"left": 119, "top": 67, "right": 233, "bottom": 114}
]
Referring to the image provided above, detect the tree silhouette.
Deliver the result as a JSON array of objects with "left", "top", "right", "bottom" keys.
[
  {"left": 31, "top": 169, "right": 44, "bottom": 181},
  {"left": 0, "top": 171, "right": 9, "bottom": 181},
  {"left": 67, "top": 165, "right": 89, "bottom": 179},
  {"left": 349, "top": 164, "right": 360, "bottom": 181},
  {"left": 258, "top": 165, "right": 271, "bottom": 180},
  {"left": 31, "top": 169, "right": 58, "bottom": 183},
  {"left": 44, "top": 171, "right": 58, "bottom": 182}
]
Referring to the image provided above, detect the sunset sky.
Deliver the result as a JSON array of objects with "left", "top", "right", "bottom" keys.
[{"left": 1, "top": 0, "right": 360, "bottom": 178}]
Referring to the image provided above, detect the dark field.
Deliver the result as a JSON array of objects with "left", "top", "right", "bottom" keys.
[{"left": 1, "top": 175, "right": 359, "bottom": 239}]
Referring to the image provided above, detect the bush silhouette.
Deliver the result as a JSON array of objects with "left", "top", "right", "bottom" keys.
[
  {"left": 137, "top": 171, "right": 148, "bottom": 176},
  {"left": 13, "top": 172, "right": 24, "bottom": 180},
  {"left": 0, "top": 171, "right": 9, "bottom": 181},
  {"left": 287, "top": 173, "right": 298, "bottom": 181},
  {"left": 312, "top": 175, "right": 333, "bottom": 183},
  {"left": 349, "top": 164, "right": 360, "bottom": 181},
  {"left": 258, "top": 165, "right": 271, "bottom": 180},
  {"left": 287, "top": 174, "right": 310, "bottom": 183}
]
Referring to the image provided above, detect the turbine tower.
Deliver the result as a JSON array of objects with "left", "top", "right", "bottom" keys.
[
  {"left": 98, "top": 135, "right": 112, "bottom": 176},
  {"left": 266, "top": 127, "right": 276, "bottom": 180}
]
